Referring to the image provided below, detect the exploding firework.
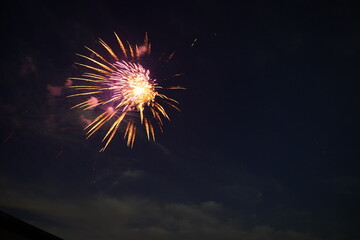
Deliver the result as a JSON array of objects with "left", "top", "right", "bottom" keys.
[{"left": 68, "top": 33, "right": 183, "bottom": 151}]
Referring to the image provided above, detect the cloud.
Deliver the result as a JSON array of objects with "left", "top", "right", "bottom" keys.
[
  {"left": 19, "top": 56, "right": 36, "bottom": 77},
  {"left": 0, "top": 191, "right": 321, "bottom": 240},
  {"left": 47, "top": 85, "right": 63, "bottom": 96},
  {"left": 122, "top": 169, "right": 145, "bottom": 179},
  {"left": 320, "top": 176, "right": 359, "bottom": 195}
]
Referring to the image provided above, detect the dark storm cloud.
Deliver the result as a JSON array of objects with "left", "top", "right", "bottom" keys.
[{"left": 0, "top": 189, "right": 321, "bottom": 240}]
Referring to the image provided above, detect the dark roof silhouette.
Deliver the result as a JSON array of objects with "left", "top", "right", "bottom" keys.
[{"left": 0, "top": 211, "right": 63, "bottom": 240}]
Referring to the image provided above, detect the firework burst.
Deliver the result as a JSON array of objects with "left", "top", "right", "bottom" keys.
[{"left": 68, "top": 33, "right": 183, "bottom": 151}]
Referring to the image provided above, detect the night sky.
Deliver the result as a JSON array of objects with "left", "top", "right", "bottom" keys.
[{"left": 1, "top": 1, "right": 360, "bottom": 239}]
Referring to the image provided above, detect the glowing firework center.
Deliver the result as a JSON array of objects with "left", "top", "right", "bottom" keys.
[{"left": 110, "top": 61, "right": 157, "bottom": 112}]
